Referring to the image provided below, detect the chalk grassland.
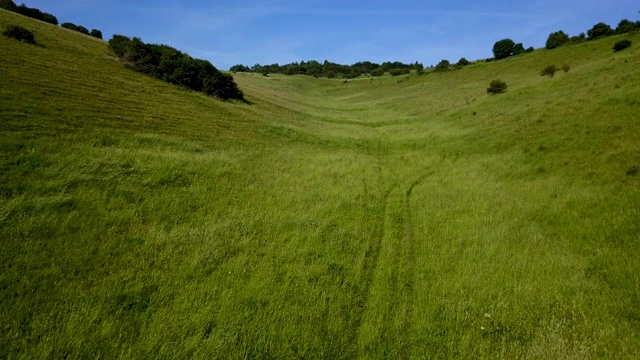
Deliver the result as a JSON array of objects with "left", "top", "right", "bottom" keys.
[{"left": 2, "top": 9, "right": 640, "bottom": 358}]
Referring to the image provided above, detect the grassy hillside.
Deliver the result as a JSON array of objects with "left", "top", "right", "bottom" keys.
[{"left": 2, "top": 9, "right": 640, "bottom": 359}]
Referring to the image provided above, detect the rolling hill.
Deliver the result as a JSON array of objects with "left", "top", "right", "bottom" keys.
[{"left": 1, "top": 9, "right": 640, "bottom": 359}]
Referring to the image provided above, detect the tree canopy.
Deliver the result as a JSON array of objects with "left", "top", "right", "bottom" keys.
[
  {"left": 492, "top": 39, "right": 516, "bottom": 60},
  {"left": 1, "top": 1, "right": 58, "bottom": 25},
  {"left": 109, "top": 35, "right": 244, "bottom": 101},
  {"left": 61, "top": 22, "right": 89, "bottom": 35},
  {"left": 90, "top": 29, "right": 103, "bottom": 39},
  {"left": 546, "top": 31, "right": 570, "bottom": 49},
  {"left": 434, "top": 60, "right": 450, "bottom": 72},
  {"left": 587, "top": 22, "right": 614, "bottom": 40}
]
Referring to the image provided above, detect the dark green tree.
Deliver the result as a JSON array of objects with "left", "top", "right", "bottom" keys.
[
  {"left": 42, "top": 13, "right": 58, "bottom": 25},
  {"left": 108, "top": 34, "right": 133, "bottom": 58},
  {"left": 615, "top": 19, "right": 638, "bottom": 34},
  {"left": 569, "top": 33, "right": 586, "bottom": 43},
  {"left": 457, "top": 57, "right": 470, "bottom": 66},
  {"left": 587, "top": 22, "right": 613, "bottom": 40},
  {"left": 61, "top": 22, "right": 78, "bottom": 31},
  {"left": 0, "top": 0, "right": 17, "bottom": 11},
  {"left": 229, "top": 64, "right": 251, "bottom": 72},
  {"left": 204, "top": 72, "right": 244, "bottom": 100},
  {"left": 90, "top": 29, "right": 103, "bottom": 39},
  {"left": 305, "top": 60, "right": 322, "bottom": 76},
  {"left": 492, "top": 39, "right": 515, "bottom": 59},
  {"left": 435, "top": 59, "right": 450, "bottom": 71},
  {"left": 9, "top": 3, "right": 57, "bottom": 25},
  {"left": 546, "top": 31, "right": 569, "bottom": 49},
  {"left": 283, "top": 63, "right": 299, "bottom": 75},
  {"left": 513, "top": 43, "right": 525, "bottom": 55},
  {"left": 76, "top": 25, "right": 89, "bottom": 35}
]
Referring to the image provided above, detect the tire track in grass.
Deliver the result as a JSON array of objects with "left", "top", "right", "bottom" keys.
[
  {"left": 350, "top": 185, "right": 395, "bottom": 354},
  {"left": 398, "top": 173, "right": 430, "bottom": 357},
  {"left": 345, "top": 139, "right": 396, "bottom": 356}
]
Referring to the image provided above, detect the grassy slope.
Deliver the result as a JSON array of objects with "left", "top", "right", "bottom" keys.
[{"left": 2, "top": 9, "right": 640, "bottom": 359}]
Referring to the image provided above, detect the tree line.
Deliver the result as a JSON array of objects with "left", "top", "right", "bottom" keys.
[
  {"left": 108, "top": 35, "right": 244, "bottom": 101},
  {"left": 230, "top": 60, "right": 425, "bottom": 78},
  {"left": 492, "top": 17, "right": 640, "bottom": 60},
  {"left": 2, "top": 1, "right": 243, "bottom": 101},
  {"left": 545, "top": 19, "right": 640, "bottom": 50},
  {"left": 0, "top": 0, "right": 102, "bottom": 39}
]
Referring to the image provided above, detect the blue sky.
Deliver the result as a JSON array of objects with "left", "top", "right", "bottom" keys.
[{"left": 25, "top": 0, "right": 638, "bottom": 70}]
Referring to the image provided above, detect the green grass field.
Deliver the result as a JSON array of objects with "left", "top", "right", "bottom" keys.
[{"left": 2, "top": 9, "right": 640, "bottom": 359}]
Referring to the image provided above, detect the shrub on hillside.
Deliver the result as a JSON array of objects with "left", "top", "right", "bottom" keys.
[
  {"left": 616, "top": 19, "right": 640, "bottom": 34},
  {"left": 613, "top": 39, "right": 632, "bottom": 52},
  {"left": 371, "top": 68, "right": 385, "bottom": 77},
  {"left": 486, "top": 80, "right": 507, "bottom": 95},
  {"left": 61, "top": 22, "right": 89, "bottom": 35},
  {"left": 42, "top": 14, "right": 58, "bottom": 25},
  {"left": 561, "top": 63, "right": 571, "bottom": 73},
  {"left": 493, "top": 39, "right": 515, "bottom": 59},
  {"left": 230, "top": 64, "right": 251, "bottom": 72},
  {"left": 434, "top": 59, "right": 450, "bottom": 71},
  {"left": 457, "top": 57, "right": 470, "bottom": 66},
  {"left": 513, "top": 43, "right": 525, "bottom": 55},
  {"left": 77, "top": 25, "right": 89, "bottom": 35},
  {"left": 3, "top": 24, "right": 36, "bottom": 44},
  {"left": 61, "top": 23, "right": 73, "bottom": 30},
  {"left": 541, "top": 65, "right": 558, "bottom": 77},
  {"left": 90, "top": 29, "right": 103, "bottom": 39},
  {"left": 587, "top": 22, "right": 614, "bottom": 40},
  {"left": 389, "top": 68, "right": 410, "bottom": 76},
  {"left": 546, "top": 31, "right": 569, "bottom": 49},
  {"left": 569, "top": 33, "right": 587, "bottom": 44}
]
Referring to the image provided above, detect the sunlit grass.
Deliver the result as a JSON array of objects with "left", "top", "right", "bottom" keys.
[{"left": 2, "top": 9, "right": 640, "bottom": 358}]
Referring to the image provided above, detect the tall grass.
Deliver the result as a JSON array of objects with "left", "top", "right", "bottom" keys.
[{"left": 2, "top": 9, "right": 640, "bottom": 358}]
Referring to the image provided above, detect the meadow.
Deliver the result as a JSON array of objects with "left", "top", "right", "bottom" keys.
[{"left": 1, "top": 9, "right": 640, "bottom": 359}]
